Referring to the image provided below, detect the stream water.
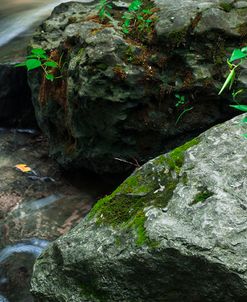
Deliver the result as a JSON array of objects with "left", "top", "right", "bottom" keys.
[
  {"left": 0, "top": 129, "right": 124, "bottom": 302},
  {"left": 0, "top": 0, "right": 92, "bottom": 62}
]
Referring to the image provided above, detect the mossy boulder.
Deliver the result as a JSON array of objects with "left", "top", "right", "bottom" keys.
[
  {"left": 28, "top": 0, "right": 247, "bottom": 173},
  {"left": 31, "top": 114, "right": 247, "bottom": 302}
]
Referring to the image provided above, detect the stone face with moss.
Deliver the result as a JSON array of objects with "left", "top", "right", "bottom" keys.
[
  {"left": 28, "top": 0, "right": 247, "bottom": 174},
  {"left": 31, "top": 115, "right": 247, "bottom": 301}
]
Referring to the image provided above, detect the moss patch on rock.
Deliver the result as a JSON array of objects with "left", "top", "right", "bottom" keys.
[
  {"left": 162, "top": 137, "right": 200, "bottom": 173},
  {"left": 88, "top": 136, "right": 200, "bottom": 245},
  {"left": 191, "top": 187, "right": 213, "bottom": 205}
]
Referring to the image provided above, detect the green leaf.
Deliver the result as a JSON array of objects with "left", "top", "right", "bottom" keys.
[
  {"left": 142, "top": 9, "right": 152, "bottom": 14},
  {"left": 241, "top": 46, "right": 247, "bottom": 53},
  {"left": 229, "top": 68, "right": 235, "bottom": 90},
  {"left": 229, "top": 49, "right": 247, "bottom": 62},
  {"left": 242, "top": 133, "right": 247, "bottom": 138},
  {"left": 25, "top": 59, "right": 42, "bottom": 71},
  {"left": 122, "top": 28, "right": 129, "bottom": 34},
  {"left": 45, "top": 73, "right": 54, "bottom": 81},
  {"left": 44, "top": 61, "right": 58, "bottom": 67},
  {"left": 129, "top": 0, "right": 142, "bottom": 11},
  {"left": 26, "top": 55, "right": 38, "bottom": 59},
  {"left": 230, "top": 104, "right": 247, "bottom": 112},
  {"left": 15, "top": 62, "right": 26, "bottom": 67},
  {"left": 218, "top": 68, "right": 235, "bottom": 95},
  {"left": 31, "top": 48, "right": 46, "bottom": 56}
]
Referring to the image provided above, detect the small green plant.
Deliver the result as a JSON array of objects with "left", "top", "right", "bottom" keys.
[
  {"left": 15, "top": 48, "right": 62, "bottom": 81},
  {"left": 97, "top": 0, "right": 112, "bottom": 21},
  {"left": 96, "top": 0, "right": 120, "bottom": 28},
  {"left": 121, "top": 0, "right": 155, "bottom": 38},
  {"left": 122, "top": 0, "right": 142, "bottom": 34},
  {"left": 219, "top": 46, "right": 247, "bottom": 137},
  {"left": 175, "top": 94, "right": 193, "bottom": 125}
]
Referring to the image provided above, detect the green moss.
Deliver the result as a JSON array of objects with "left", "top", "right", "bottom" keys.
[
  {"left": 88, "top": 136, "right": 200, "bottom": 246},
  {"left": 114, "top": 174, "right": 151, "bottom": 195},
  {"left": 191, "top": 188, "right": 213, "bottom": 205},
  {"left": 165, "top": 137, "right": 200, "bottom": 173},
  {"left": 125, "top": 45, "right": 136, "bottom": 63},
  {"left": 126, "top": 210, "right": 147, "bottom": 246},
  {"left": 219, "top": 2, "right": 233, "bottom": 12}
]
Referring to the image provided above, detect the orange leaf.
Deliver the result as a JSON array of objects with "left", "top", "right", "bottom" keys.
[{"left": 15, "top": 164, "right": 32, "bottom": 173}]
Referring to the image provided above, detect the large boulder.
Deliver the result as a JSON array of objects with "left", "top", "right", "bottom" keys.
[
  {"left": 28, "top": 0, "right": 247, "bottom": 173},
  {"left": 31, "top": 113, "right": 247, "bottom": 302}
]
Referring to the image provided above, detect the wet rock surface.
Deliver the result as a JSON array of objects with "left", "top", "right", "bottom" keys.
[
  {"left": 28, "top": 0, "right": 246, "bottom": 174},
  {"left": 31, "top": 114, "right": 247, "bottom": 302},
  {"left": 0, "top": 129, "right": 118, "bottom": 302}
]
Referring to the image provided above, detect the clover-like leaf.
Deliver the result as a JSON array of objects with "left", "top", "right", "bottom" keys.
[
  {"left": 44, "top": 61, "right": 58, "bottom": 68},
  {"left": 25, "top": 59, "right": 42, "bottom": 71},
  {"left": 15, "top": 62, "right": 26, "bottom": 67},
  {"left": 31, "top": 48, "right": 46, "bottom": 56}
]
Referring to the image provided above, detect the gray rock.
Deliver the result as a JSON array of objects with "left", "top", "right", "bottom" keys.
[
  {"left": 31, "top": 114, "right": 247, "bottom": 302},
  {"left": 28, "top": 0, "right": 247, "bottom": 173}
]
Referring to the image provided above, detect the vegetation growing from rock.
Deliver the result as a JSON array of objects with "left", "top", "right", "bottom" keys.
[
  {"left": 96, "top": 0, "right": 158, "bottom": 42},
  {"left": 15, "top": 48, "right": 63, "bottom": 81},
  {"left": 219, "top": 46, "right": 247, "bottom": 136}
]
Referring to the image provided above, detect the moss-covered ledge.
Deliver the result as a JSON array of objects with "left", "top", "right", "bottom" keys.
[{"left": 88, "top": 137, "right": 200, "bottom": 246}]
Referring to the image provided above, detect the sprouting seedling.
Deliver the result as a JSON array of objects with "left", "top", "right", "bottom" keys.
[
  {"left": 15, "top": 48, "right": 62, "bottom": 81},
  {"left": 174, "top": 94, "right": 193, "bottom": 125},
  {"left": 175, "top": 94, "right": 185, "bottom": 107}
]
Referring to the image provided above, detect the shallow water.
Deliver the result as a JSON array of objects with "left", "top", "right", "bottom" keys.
[
  {"left": 0, "top": 129, "right": 123, "bottom": 302},
  {"left": 0, "top": 239, "right": 49, "bottom": 264},
  {"left": 0, "top": 239, "right": 49, "bottom": 302}
]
